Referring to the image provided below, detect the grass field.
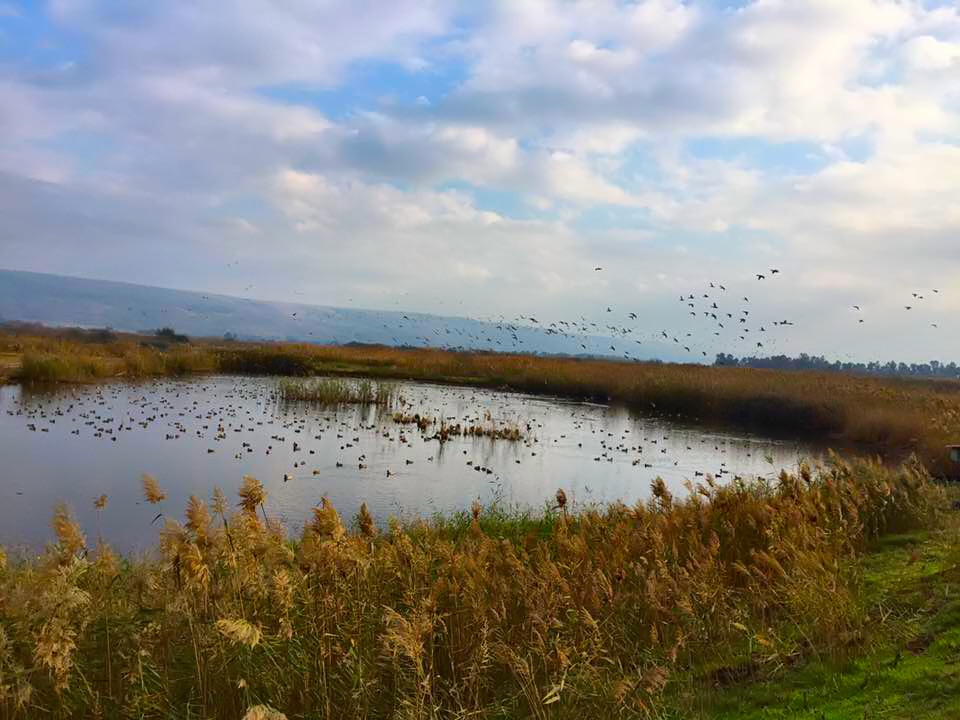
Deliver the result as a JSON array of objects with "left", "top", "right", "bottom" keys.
[{"left": 0, "top": 458, "right": 954, "bottom": 718}]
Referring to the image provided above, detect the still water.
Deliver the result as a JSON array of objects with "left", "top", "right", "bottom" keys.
[{"left": 0, "top": 376, "right": 819, "bottom": 550}]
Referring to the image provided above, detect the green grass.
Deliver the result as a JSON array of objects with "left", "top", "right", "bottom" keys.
[{"left": 677, "top": 524, "right": 960, "bottom": 719}]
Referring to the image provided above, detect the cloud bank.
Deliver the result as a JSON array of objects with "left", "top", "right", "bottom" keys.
[{"left": 1, "top": 0, "right": 958, "bottom": 361}]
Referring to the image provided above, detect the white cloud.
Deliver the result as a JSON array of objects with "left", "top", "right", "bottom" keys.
[
  {"left": 1, "top": 0, "right": 960, "bottom": 361},
  {"left": 445, "top": 0, "right": 956, "bottom": 144},
  {"left": 48, "top": 0, "right": 454, "bottom": 88},
  {"left": 903, "top": 35, "right": 960, "bottom": 70}
]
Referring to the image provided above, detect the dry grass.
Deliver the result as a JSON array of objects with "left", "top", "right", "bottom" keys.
[
  {"left": 4, "top": 333, "right": 215, "bottom": 383},
  {"left": 277, "top": 378, "right": 397, "bottom": 406},
  {"left": 0, "top": 456, "right": 945, "bottom": 718},
  {"left": 5, "top": 327, "right": 960, "bottom": 474},
  {"left": 0, "top": 355, "right": 17, "bottom": 384}
]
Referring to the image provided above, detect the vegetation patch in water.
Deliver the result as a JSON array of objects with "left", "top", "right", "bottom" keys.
[
  {"left": 392, "top": 411, "right": 434, "bottom": 430},
  {"left": 277, "top": 377, "right": 397, "bottom": 406},
  {"left": 430, "top": 418, "right": 525, "bottom": 442}
]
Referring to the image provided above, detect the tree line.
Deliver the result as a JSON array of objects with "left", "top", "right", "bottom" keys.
[{"left": 714, "top": 352, "right": 960, "bottom": 380}]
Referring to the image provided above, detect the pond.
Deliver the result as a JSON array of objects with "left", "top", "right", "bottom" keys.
[{"left": 0, "top": 376, "right": 821, "bottom": 550}]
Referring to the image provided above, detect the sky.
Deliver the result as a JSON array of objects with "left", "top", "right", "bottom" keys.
[{"left": 1, "top": 0, "right": 959, "bottom": 363}]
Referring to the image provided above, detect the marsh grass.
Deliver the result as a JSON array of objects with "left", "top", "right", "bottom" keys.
[
  {"left": 13, "top": 339, "right": 215, "bottom": 383},
  {"left": 277, "top": 377, "right": 397, "bottom": 406},
  {"left": 0, "top": 456, "right": 945, "bottom": 718}
]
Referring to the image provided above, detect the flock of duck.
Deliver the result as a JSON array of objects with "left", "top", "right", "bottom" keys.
[{"left": 1, "top": 377, "right": 810, "bottom": 513}]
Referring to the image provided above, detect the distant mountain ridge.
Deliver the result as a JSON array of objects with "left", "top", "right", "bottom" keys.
[{"left": 0, "top": 268, "right": 683, "bottom": 361}]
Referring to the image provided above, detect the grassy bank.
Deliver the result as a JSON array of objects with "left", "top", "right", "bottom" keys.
[
  {"left": 4, "top": 328, "right": 960, "bottom": 474},
  {"left": 694, "top": 527, "right": 960, "bottom": 719},
  {"left": 0, "top": 457, "right": 950, "bottom": 718}
]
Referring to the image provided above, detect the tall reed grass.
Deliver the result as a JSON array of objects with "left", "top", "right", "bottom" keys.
[
  {"left": 0, "top": 457, "right": 943, "bottom": 718},
  {"left": 14, "top": 341, "right": 215, "bottom": 383},
  {"left": 277, "top": 378, "right": 397, "bottom": 406}
]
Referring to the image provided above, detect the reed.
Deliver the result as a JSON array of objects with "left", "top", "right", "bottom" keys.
[
  {"left": 15, "top": 343, "right": 215, "bottom": 383},
  {"left": 0, "top": 456, "right": 946, "bottom": 718},
  {"left": 277, "top": 377, "right": 397, "bottom": 406}
]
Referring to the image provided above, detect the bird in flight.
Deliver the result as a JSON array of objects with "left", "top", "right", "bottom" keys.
[
  {"left": 756, "top": 274, "right": 766, "bottom": 280},
  {"left": 594, "top": 266, "right": 603, "bottom": 271},
  {"left": 853, "top": 305, "right": 861, "bottom": 311},
  {"left": 770, "top": 268, "right": 780, "bottom": 274}
]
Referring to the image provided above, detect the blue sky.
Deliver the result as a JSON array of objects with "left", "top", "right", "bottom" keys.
[{"left": 1, "top": 0, "right": 959, "bottom": 362}]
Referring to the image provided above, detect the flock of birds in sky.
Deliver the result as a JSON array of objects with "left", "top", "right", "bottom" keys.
[
  {"left": 109, "top": 260, "right": 948, "bottom": 364},
  {"left": 346, "top": 266, "right": 947, "bottom": 363}
]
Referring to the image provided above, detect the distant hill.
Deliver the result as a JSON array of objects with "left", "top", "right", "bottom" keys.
[{"left": 0, "top": 269, "right": 683, "bottom": 362}]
